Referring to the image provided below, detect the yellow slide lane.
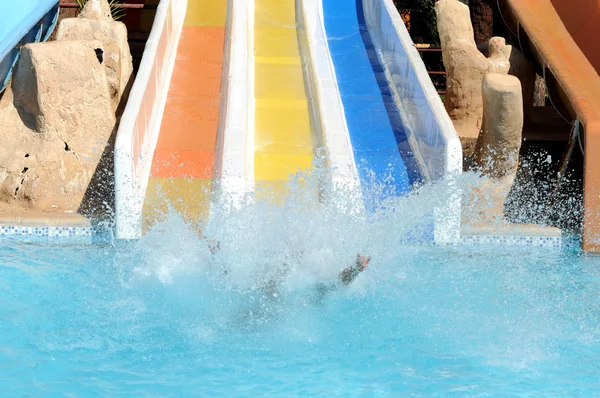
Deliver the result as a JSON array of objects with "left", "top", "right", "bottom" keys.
[{"left": 253, "top": 0, "right": 317, "bottom": 197}]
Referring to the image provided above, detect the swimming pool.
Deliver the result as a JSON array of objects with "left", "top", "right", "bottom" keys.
[{"left": 0, "top": 192, "right": 598, "bottom": 396}]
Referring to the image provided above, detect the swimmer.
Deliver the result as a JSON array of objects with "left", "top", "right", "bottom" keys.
[
  {"left": 339, "top": 254, "right": 371, "bottom": 285},
  {"left": 206, "top": 238, "right": 370, "bottom": 294},
  {"left": 207, "top": 239, "right": 220, "bottom": 255},
  {"left": 263, "top": 253, "right": 371, "bottom": 302}
]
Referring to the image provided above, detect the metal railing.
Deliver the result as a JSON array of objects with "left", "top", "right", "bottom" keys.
[{"left": 412, "top": 43, "right": 488, "bottom": 95}]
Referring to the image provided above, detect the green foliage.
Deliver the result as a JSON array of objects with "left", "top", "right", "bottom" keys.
[
  {"left": 75, "top": 0, "right": 125, "bottom": 21},
  {"left": 394, "top": 0, "right": 468, "bottom": 44},
  {"left": 394, "top": 0, "right": 439, "bottom": 44}
]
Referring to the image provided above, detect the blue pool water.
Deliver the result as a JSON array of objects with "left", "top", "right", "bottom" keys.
[{"left": 1, "top": 192, "right": 599, "bottom": 396}]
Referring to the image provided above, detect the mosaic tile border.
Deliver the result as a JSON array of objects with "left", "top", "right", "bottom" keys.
[
  {"left": 0, "top": 225, "right": 565, "bottom": 248},
  {"left": 460, "top": 234, "right": 562, "bottom": 248},
  {"left": 0, "top": 225, "right": 94, "bottom": 239}
]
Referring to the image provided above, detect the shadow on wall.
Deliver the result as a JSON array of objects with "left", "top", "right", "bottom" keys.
[{"left": 78, "top": 73, "right": 135, "bottom": 227}]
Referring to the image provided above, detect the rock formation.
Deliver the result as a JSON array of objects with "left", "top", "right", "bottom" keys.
[
  {"left": 466, "top": 73, "right": 523, "bottom": 223},
  {"left": 78, "top": 0, "right": 112, "bottom": 20},
  {"left": 0, "top": 0, "right": 132, "bottom": 219},
  {"left": 56, "top": 0, "right": 133, "bottom": 110},
  {"left": 436, "top": 0, "right": 495, "bottom": 155},
  {"left": 436, "top": 0, "right": 478, "bottom": 45},
  {"left": 436, "top": 0, "right": 552, "bottom": 230},
  {"left": 0, "top": 40, "right": 115, "bottom": 212},
  {"left": 534, "top": 75, "right": 547, "bottom": 107},
  {"left": 487, "top": 37, "right": 510, "bottom": 74},
  {"left": 499, "top": 45, "right": 536, "bottom": 120},
  {"left": 436, "top": 0, "right": 535, "bottom": 155}
]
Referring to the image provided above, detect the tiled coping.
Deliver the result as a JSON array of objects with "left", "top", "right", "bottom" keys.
[
  {"left": 0, "top": 212, "right": 96, "bottom": 243},
  {"left": 0, "top": 225, "right": 94, "bottom": 241},
  {"left": 459, "top": 222, "right": 563, "bottom": 248},
  {"left": 0, "top": 214, "right": 567, "bottom": 248},
  {"left": 460, "top": 234, "right": 562, "bottom": 248}
]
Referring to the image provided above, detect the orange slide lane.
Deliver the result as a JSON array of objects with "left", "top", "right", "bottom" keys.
[
  {"left": 502, "top": 0, "right": 600, "bottom": 251},
  {"left": 141, "top": 0, "right": 227, "bottom": 233}
]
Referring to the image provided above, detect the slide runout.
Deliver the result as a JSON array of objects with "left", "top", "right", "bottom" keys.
[
  {"left": 141, "top": 0, "right": 227, "bottom": 232},
  {"left": 321, "top": 0, "right": 419, "bottom": 212},
  {"left": 253, "top": 0, "right": 319, "bottom": 200},
  {"left": 501, "top": 0, "right": 600, "bottom": 251}
]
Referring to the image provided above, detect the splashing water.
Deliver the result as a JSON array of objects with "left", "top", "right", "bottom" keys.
[{"left": 0, "top": 175, "right": 599, "bottom": 396}]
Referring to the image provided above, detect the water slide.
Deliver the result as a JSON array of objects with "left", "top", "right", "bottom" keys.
[
  {"left": 322, "top": 0, "right": 419, "bottom": 210},
  {"left": 500, "top": 0, "right": 600, "bottom": 251},
  {"left": 140, "top": 0, "right": 228, "bottom": 232},
  {"left": 115, "top": 0, "right": 461, "bottom": 241},
  {"left": 0, "top": 0, "right": 59, "bottom": 93}
]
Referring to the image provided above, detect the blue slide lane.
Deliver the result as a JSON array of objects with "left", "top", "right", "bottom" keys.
[
  {"left": 0, "top": 0, "right": 59, "bottom": 92},
  {"left": 322, "top": 0, "right": 421, "bottom": 211}
]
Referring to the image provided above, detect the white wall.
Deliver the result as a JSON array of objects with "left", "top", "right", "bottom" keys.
[{"left": 362, "top": 0, "right": 463, "bottom": 243}]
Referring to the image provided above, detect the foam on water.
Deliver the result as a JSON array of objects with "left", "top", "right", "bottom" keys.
[{"left": 0, "top": 175, "right": 599, "bottom": 395}]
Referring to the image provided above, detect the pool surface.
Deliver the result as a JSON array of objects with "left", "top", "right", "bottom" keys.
[{"left": 1, "top": 188, "right": 599, "bottom": 396}]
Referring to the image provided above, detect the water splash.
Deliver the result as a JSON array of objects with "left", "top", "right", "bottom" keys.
[{"left": 1, "top": 171, "right": 599, "bottom": 395}]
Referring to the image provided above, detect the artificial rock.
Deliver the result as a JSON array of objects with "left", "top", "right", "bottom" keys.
[
  {"left": 56, "top": 0, "right": 133, "bottom": 109},
  {"left": 0, "top": 40, "right": 115, "bottom": 212},
  {"left": 467, "top": 73, "right": 524, "bottom": 223}
]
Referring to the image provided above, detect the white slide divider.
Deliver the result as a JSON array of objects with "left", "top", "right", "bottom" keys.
[
  {"left": 362, "top": 0, "right": 463, "bottom": 243},
  {"left": 246, "top": 0, "right": 256, "bottom": 196},
  {"left": 114, "top": 0, "right": 187, "bottom": 239},
  {"left": 297, "top": 0, "right": 363, "bottom": 212},
  {"left": 212, "top": 0, "right": 254, "bottom": 209}
]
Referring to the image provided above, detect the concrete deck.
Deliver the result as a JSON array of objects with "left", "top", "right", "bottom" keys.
[
  {"left": 0, "top": 209, "right": 90, "bottom": 227},
  {"left": 462, "top": 221, "right": 561, "bottom": 237}
]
